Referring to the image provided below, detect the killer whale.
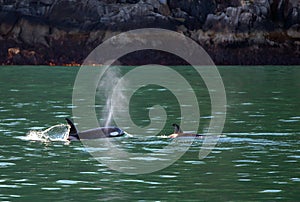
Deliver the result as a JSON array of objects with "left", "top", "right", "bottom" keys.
[
  {"left": 65, "top": 118, "right": 126, "bottom": 141},
  {"left": 65, "top": 119, "right": 206, "bottom": 140},
  {"left": 168, "top": 123, "right": 204, "bottom": 138}
]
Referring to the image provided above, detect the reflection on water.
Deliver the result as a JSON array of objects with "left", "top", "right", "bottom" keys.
[{"left": 0, "top": 66, "right": 299, "bottom": 201}]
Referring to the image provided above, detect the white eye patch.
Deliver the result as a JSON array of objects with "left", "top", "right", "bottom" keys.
[{"left": 110, "top": 131, "right": 119, "bottom": 136}]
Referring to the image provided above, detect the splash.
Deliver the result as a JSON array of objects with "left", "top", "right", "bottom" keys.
[{"left": 24, "top": 124, "right": 70, "bottom": 142}]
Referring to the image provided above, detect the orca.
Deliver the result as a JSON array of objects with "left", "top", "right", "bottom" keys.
[
  {"left": 65, "top": 118, "right": 126, "bottom": 141},
  {"left": 168, "top": 123, "right": 204, "bottom": 138}
]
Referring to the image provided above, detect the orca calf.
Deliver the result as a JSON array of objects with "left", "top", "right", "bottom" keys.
[
  {"left": 65, "top": 118, "right": 126, "bottom": 141},
  {"left": 168, "top": 123, "right": 204, "bottom": 138}
]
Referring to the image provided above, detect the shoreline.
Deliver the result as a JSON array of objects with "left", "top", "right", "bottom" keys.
[
  {"left": 2, "top": 40, "right": 299, "bottom": 66},
  {"left": 1, "top": 64, "right": 299, "bottom": 67}
]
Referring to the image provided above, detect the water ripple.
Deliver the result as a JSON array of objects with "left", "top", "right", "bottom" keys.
[{"left": 0, "top": 162, "right": 16, "bottom": 168}]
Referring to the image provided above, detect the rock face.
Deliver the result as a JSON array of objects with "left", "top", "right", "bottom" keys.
[{"left": 0, "top": 0, "right": 299, "bottom": 65}]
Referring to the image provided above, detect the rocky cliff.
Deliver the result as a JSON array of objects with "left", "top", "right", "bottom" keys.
[{"left": 0, "top": 0, "right": 299, "bottom": 65}]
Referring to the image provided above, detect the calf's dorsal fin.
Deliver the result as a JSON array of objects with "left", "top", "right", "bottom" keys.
[{"left": 172, "top": 123, "right": 183, "bottom": 134}]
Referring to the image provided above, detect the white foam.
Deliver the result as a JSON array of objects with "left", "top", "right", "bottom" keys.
[{"left": 22, "top": 124, "right": 70, "bottom": 142}]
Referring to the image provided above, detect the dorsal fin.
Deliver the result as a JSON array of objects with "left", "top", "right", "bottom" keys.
[
  {"left": 172, "top": 123, "right": 183, "bottom": 134},
  {"left": 65, "top": 118, "right": 78, "bottom": 136}
]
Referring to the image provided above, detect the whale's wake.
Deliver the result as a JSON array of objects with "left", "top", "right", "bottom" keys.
[{"left": 24, "top": 124, "right": 70, "bottom": 142}]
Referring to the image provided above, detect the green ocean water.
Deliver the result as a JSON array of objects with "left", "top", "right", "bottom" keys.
[{"left": 0, "top": 66, "right": 299, "bottom": 201}]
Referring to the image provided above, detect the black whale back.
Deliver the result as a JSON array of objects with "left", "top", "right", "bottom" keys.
[{"left": 65, "top": 118, "right": 125, "bottom": 140}]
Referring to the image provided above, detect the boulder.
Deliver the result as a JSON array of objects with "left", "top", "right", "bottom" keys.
[
  {"left": 168, "top": 0, "right": 216, "bottom": 27},
  {"left": 7, "top": 47, "right": 39, "bottom": 65},
  {"left": 285, "top": 7, "right": 300, "bottom": 28},
  {"left": 203, "top": 1, "right": 275, "bottom": 32},
  {"left": 47, "top": 0, "right": 102, "bottom": 26},
  {"left": 270, "top": 0, "right": 300, "bottom": 27},
  {"left": 7, "top": 47, "right": 21, "bottom": 59},
  {"left": 0, "top": 11, "right": 19, "bottom": 36},
  {"left": 215, "top": 0, "right": 241, "bottom": 11},
  {"left": 18, "top": 17, "right": 50, "bottom": 47},
  {"left": 287, "top": 24, "right": 300, "bottom": 38}
]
